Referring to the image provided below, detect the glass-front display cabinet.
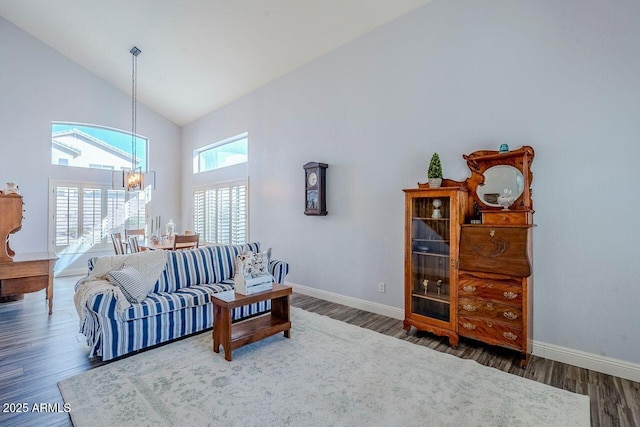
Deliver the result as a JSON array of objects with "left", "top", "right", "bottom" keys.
[{"left": 403, "top": 187, "right": 467, "bottom": 346}]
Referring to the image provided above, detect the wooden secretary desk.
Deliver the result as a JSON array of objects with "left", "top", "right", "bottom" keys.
[
  {"left": 404, "top": 146, "right": 534, "bottom": 366},
  {"left": 0, "top": 193, "right": 57, "bottom": 314}
]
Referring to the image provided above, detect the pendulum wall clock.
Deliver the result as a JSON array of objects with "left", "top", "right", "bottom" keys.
[{"left": 303, "top": 162, "right": 328, "bottom": 216}]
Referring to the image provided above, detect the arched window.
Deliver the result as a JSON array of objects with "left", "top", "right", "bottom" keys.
[{"left": 51, "top": 122, "right": 148, "bottom": 172}]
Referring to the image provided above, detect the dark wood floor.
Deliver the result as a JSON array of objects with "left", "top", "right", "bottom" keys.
[{"left": 0, "top": 277, "right": 638, "bottom": 427}]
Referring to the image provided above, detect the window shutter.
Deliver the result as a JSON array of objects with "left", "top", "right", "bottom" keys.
[
  {"left": 55, "top": 185, "right": 79, "bottom": 247},
  {"left": 217, "top": 187, "right": 231, "bottom": 244},
  {"left": 82, "top": 187, "right": 102, "bottom": 245},
  {"left": 205, "top": 188, "right": 217, "bottom": 243},
  {"left": 107, "top": 189, "right": 126, "bottom": 236},
  {"left": 193, "top": 189, "right": 205, "bottom": 240},
  {"left": 231, "top": 185, "right": 247, "bottom": 244},
  {"left": 52, "top": 181, "right": 147, "bottom": 252},
  {"left": 193, "top": 180, "right": 247, "bottom": 245},
  {"left": 126, "top": 191, "right": 146, "bottom": 230}
]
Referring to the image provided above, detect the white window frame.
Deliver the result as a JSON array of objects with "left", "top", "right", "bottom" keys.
[
  {"left": 193, "top": 179, "right": 249, "bottom": 245},
  {"left": 49, "top": 179, "right": 147, "bottom": 253},
  {"left": 193, "top": 132, "right": 248, "bottom": 174}
]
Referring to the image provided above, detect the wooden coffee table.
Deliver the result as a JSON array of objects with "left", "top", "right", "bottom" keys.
[{"left": 211, "top": 283, "right": 292, "bottom": 361}]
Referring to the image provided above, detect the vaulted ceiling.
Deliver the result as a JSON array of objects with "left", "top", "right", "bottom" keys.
[{"left": 1, "top": 0, "right": 431, "bottom": 126}]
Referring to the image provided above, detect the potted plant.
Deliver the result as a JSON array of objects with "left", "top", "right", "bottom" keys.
[{"left": 428, "top": 153, "right": 443, "bottom": 188}]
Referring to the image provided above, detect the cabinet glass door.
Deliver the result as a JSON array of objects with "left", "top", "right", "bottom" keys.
[{"left": 410, "top": 196, "right": 452, "bottom": 323}]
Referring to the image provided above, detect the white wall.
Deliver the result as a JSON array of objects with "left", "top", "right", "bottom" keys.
[
  {"left": 181, "top": 0, "right": 640, "bottom": 365},
  {"left": 0, "top": 18, "right": 182, "bottom": 273}
]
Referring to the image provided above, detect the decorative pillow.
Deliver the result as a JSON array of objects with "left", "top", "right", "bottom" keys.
[
  {"left": 235, "top": 250, "right": 271, "bottom": 279},
  {"left": 108, "top": 265, "right": 154, "bottom": 303}
]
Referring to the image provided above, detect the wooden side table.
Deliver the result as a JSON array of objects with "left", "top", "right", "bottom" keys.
[{"left": 212, "top": 283, "right": 292, "bottom": 361}]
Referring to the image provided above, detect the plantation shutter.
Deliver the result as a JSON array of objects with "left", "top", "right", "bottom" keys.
[
  {"left": 193, "top": 190, "right": 205, "bottom": 240},
  {"left": 231, "top": 185, "right": 247, "bottom": 244},
  {"left": 126, "top": 190, "right": 146, "bottom": 229},
  {"left": 192, "top": 180, "right": 247, "bottom": 245},
  {"left": 82, "top": 187, "right": 102, "bottom": 245},
  {"left": 106, "top": 190, "right": 126, "bottom": 236},
  {"left": 205, "top": 188, "right": 217, "bottom": 243},
  {"left": 55, "top": 185, "right": 79, "bottom": 247},
  {"left": 52, "top": 181, "right": 147, "bottom": 252},
  {"left": 217, "top": 187, "right": 231, "bottom": 244}
]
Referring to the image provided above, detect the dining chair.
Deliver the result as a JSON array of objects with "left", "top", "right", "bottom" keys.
[
  {"left": 127, "top": 236, "right": 141, "bottom": 253},
  {"left": 110, "top": 232, "right": 125, "bottom": 255},
  {"left": 125, "top": 228, "right": 145, "bottom": 238},
  {"left": 173, "top": 233, "right": 199, "bottom": 250}
]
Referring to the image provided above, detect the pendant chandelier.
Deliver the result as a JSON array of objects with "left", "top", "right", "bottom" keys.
[{"left": 113, "top": 46, "right": 155, "bottom": 191}]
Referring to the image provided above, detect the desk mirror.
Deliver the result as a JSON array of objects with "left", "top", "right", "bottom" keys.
[
  {"left": 476, "top": 165, "right": 524, "bottom": 207},
  {"left": 463, "top": 146, "right": 534, "bottom": 213}
]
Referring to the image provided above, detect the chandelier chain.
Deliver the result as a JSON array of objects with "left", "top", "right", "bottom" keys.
[{"left": 131, "top": 49, "right": 137, "bottom": 173}]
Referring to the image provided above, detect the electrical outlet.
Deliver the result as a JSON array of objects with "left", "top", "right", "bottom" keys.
[{"left": 378, "top": 282, "right": 385, "bottom": 293}]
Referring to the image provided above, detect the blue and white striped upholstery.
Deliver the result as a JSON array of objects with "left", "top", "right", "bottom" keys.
[
  {"left": 270, "top": 260, "right": 289, "bottom": 285},
  {"left": 121, "top": 282, "right": 234, "bottom": 321},
  {"left": 78, "top": 242, "right": 289, "bottom": 361}
]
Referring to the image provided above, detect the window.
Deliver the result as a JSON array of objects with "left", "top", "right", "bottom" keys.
[
  {"left": 51, "top": 181, "right": 146, "bottom": 252},
  {"left": 51, "top": 122, "right": 148, "bottom": 172},
  {"left": 193, "top": 181, "right": 247, "bottom": 245},
  {"left": 193, "top": 133, "right": 248, "bottom": 173}
]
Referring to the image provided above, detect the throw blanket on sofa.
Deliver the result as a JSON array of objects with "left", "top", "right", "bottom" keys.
[{"left": 74, "top": 250, "right": 167, "bottom": 322}]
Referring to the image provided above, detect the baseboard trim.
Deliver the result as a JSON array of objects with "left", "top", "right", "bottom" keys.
[
  {"left": 55, "top": 268, "right": 86, "bottom": 278},
  {"left": 531, "top": 341, "right": 640, "bottom": 383},
  {"left": 288, "top": 282, "right": 640, "bottom": 383},
  {"left": 288, "top": 282, "right": 404, "bottom": 320}
]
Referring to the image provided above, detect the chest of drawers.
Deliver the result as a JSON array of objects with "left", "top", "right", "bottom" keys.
[
  {"left": 457, "top": 274, "right": 526, "bottom": 351},
  {"left": 457, "top": 225, "right": 532, "bottom": 365}
]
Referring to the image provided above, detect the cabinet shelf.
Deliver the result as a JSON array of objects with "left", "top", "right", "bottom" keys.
[
  {"left": 413, "top": 217, "right": 450, "bottom": 221},
  {"left": 412, "top": 251, "right": 450, "bottom": 258},
  {"left": 412, "top": 291, "right": 450, "bottom": 304},
  {"left": 413, "top": 238, "right": 449, "bottom": 243}
]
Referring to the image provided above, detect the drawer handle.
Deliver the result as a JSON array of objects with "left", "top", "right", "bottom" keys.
[
  {"left": 503, "top": 311, "right": 519, "bottom": 320},
  {"left": 503, "top": 332, "right": 518, "bottom": 341},
  {"left": 486, "top": 321, "right": 493, "bottom": 328},
  {"left": 462, "top": 304, "right": 477, "bottom": 312},
  {"left": 503, "top": 291, "right": 518, "bottom": 300},
  {"left": 462, "top": 285, "right": 476, "bottom": 293},
  {"left": 486, "top": 303, "right": 493, "bottom": 308},
  {"left": 486, "top": 282, "right": 493, "bottom": 288},
  {"left": 462, "top": 322, "right": 476, "bottom": 330}
]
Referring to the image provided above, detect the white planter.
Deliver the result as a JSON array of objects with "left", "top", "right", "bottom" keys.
[{"left": 428, "top": 178, "right": 442, "bottom": 188}]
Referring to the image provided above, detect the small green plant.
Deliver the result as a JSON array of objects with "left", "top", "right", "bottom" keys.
[{"left": 428, "top": 153, "right": 443, "bottom": 179}]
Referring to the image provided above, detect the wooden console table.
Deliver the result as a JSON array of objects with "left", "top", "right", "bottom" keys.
[
  {"left": 211, "top": 283, "right": 292, "bottom": 361},
  {"left": 0, "top": 252, "right": 58, "bottom": 314}
]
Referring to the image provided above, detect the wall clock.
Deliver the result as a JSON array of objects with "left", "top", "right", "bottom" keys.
[{"left": 303, "top": 162, "right": 328, "bottom": 216}]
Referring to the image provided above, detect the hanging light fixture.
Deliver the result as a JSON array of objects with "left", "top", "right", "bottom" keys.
[{"left": 113, "top": 46, "right": 155, "bottom": 191}]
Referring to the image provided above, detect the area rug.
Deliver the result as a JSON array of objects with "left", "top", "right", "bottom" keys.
[{"left": 59, "top": 307, "right": 589, "bottom": 426}]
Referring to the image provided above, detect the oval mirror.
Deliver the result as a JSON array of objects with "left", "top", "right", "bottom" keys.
[{"left": 476, "top": 165, "right": 524, "bottom": 207}]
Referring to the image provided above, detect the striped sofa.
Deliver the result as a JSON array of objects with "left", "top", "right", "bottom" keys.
[{"left": 76, "top": 242, "right": 289, "bottom": 361}]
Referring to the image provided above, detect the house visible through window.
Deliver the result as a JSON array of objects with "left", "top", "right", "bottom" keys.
[
  {"left": 51, "top": 181, "right": 146, "bottom": 253},
  {"left": 193, "top": 181, "right": 247, "bottom": 245},
  {"left": 193, "top": 132, "right": 248, "bottom": 173},
  {"left": 51, "top": 122, "right": 148, "bottom": 172}
]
